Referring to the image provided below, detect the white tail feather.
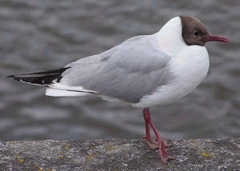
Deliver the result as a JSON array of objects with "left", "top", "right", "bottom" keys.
[
  {"left": 46, "top": 83, "right": 97, "bottom": 97},
  {"left": 45, "top": 88, "right": 92, "bottom": 97}
]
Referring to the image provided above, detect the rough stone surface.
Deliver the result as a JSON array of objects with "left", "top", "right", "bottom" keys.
[{"left": 0, "top": 138, "right": 239, "bottom": 171}]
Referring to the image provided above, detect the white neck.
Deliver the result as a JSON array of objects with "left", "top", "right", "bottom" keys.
[{"left": 154, "top": 17, "right": 188, "bottom": 56}]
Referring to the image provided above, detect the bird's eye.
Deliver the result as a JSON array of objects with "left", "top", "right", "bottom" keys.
[{"left": 193, "top": 30, "right": 200, "bottom": 37}]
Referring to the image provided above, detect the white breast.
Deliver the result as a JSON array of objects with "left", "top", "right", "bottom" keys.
[{"left": 133, "top": 45, "right": 210, "bottom": 108}]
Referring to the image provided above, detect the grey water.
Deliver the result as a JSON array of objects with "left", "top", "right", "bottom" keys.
[{"left": 0, "top": 0, "right": 239, "bottom": 141}]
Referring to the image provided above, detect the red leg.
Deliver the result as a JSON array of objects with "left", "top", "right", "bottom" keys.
[
  {"left": 143, "top": 108, "right": 174, "bottom": 163},
  {"left": 143, "top": 108, "right": 151, "bottom": 141},
  {"left": 143, "top": 108, "right": 172, "bottom": 149},
  {"left": 143, "top": 108, "right": 159, "bottom": 149}
]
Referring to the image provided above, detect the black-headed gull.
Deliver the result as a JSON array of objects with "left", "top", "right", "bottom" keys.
[{"left": 8, "top": 16, "right": 229, "bottom": 163}]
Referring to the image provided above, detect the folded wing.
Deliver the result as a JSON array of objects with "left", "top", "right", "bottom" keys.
[{"left": 9, "top": 35, "right": 173, "bottom": 103}]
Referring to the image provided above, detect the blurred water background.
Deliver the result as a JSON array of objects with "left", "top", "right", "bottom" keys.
[{"left": 0, "top": 0, "right": 239, "bottom": 141}]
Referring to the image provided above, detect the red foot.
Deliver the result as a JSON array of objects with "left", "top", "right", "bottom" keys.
[
  {"left": 142, "top": 108, "right": 175, "bottom": 163},
  {"left": 143, "top": 138, "right": 173, "bottom": 149}
]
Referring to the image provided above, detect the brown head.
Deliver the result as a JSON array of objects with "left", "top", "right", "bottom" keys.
[{"left": 180, "top": 16, "right": 229, "bottom": 46}]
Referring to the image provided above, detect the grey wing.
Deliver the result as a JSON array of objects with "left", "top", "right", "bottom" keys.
[{"left": 60, "top": 35, "right": 173, "bottom": 103}]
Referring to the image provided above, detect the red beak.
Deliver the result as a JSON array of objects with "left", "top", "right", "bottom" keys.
[{"left": 205, "top": 35, "right": 229, "bottom": 43}]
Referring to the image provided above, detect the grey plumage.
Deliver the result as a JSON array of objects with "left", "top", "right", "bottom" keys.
[
  {"left": 8, "top": 34, "right": 174, "bottom": 103},
  {"left": 60, "top": 35, "right": 173, "bottom": 103}
]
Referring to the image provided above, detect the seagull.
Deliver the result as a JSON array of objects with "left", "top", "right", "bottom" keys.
[{"left": 8, "top": 16, "right": 229, "bottom": 163}]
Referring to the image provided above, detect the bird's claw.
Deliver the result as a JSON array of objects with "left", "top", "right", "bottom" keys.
[
  {"left": 144, "top": 138, "right": 173, "bottom": 149},
  {"left": 160, "top": 155, "right": 175, "bottom": 163}
]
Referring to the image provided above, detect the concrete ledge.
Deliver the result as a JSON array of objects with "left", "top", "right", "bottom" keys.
[{"left": 0, "top": 138, "right": 239, "bottom": 171}]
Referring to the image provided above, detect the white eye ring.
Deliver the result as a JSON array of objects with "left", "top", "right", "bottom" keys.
[{"left": 193, "top": 30, "right": 200, "bottom": 37}]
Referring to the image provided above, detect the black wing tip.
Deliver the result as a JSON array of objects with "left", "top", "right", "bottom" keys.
[
  {"left": 7, "top": 67, "right": 70, "bottom": 85},
  {"left": 7, "top": 75, "right": 21, "bottom": 81},
  {"left": 7, "top": 67, "right": 70, "bottom": 78},
  {"left": 7, "top": 75, "right": 22, "bottom": 81},
  {"left": 7, "top": 74, "right": 15, "bottom": 78},
  {"left": 7, "top": 67, "right": 70, "bottom": 84}
]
